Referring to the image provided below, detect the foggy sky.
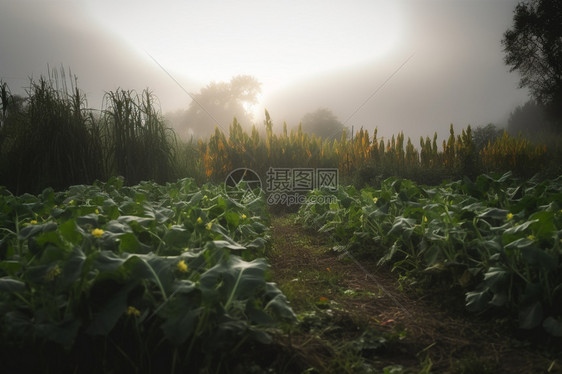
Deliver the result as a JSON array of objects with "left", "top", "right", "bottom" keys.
[{"left": 0, "top": 0, "right": 529, "bottom": 143}]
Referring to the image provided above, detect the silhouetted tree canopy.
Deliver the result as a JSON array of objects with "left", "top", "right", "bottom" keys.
[
  {"left": 300, "top": 108, "right": 345, "bottom": 139},
  {"left": 473, "top": 123, "right": 503, "bottom": 151},
  {"left": 507, "top": 99, "right": 552, "bottom": 136},
  {"left": 170, "top": 75, "right": 261, "bottom": 139},
  {"left": 502, "top": 0, "right": 562, "bottom": 126}
]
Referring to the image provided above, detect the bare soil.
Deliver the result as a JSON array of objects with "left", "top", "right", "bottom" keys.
[{"left": 266, "top": 215, "right": 562, "bottom": 374}]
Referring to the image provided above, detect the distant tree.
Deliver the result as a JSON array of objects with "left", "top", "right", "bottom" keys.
[
  {"left": 502, "top": 0, "right": 562, "bottom": 126},
  {"left": 507, "top": 100, "right": 552, "bottom": 136},
  {"left": 177, "top": 75, "right": 261, "bottom": 139},
  {"left": 300, "top": 108, "right": 345, "bottom": 139},
  {"left": 473, "top": 123, "right": 503, "bottom": 150}
]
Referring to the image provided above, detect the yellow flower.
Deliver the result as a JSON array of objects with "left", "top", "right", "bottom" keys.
[
  {"left": 177, "top": 260, "right": 188, "bottom": 273},
  {"left": 373, "top": 197, "right": 378, "bottom": 204},
  {"left": 527, "top": 235, "right": 535, "bottom": 241},
  {"left": 423, "top": 216, "right": 428, "bottom": 223},
  {"left": 94, "top": 208, "right": 100, "bottom": 214},
  {"left": 92, "top": 228, "right": 104, "bottom": 238},
  {"left": 126, "top": 306, "right": 141, "bottom": 317},
  {"left": 183, "top": 247, "right": 189, "bottom": 252},
  {"left": 30, "top": 219, "right": 38, "bottom": 225},
  {"left": 203, "top": 195, "right": 208, "bottom": 200},
  {"left": 206, "top": 222, "right": 213, "bottom": 231},
  {"left": 196, "top": 217, "right": 203, "bottom": 224},
  {"left": 241, "top": 214, "right": 247, "bottom": 220},
  {"left": 506, "top": 213, "right": 513, "bottom": 220},
  {"left": 45, "top": 265, "right": 61, "bottom": 281}
]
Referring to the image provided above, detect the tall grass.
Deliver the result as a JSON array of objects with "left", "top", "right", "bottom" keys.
[
  {"left": 0, "top": 69, "right": 105, "bottom": 194},
  {"left": 101, "top": 88, "right": 176, "bottom": 185}
]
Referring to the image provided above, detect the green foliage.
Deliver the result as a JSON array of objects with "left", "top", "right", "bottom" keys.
[
  {"left": 102, "top": 88, "right": 177, "bottom": 185},
  {"left": 0, "top": 178, "right": 294, "bottom": 372},
  {"left": 297, "top": 173, "right": 562, "bottom": 336},
  {"left": 502, "top": 0, "right": 562, "bottom": 122},
  {"left": 0, "top": 72, "right": 105, "bottom": 194}
]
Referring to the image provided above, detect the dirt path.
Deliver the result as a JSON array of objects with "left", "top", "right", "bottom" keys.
[{"left": 267, "top": 215, "right": 560, "bottom": 374}]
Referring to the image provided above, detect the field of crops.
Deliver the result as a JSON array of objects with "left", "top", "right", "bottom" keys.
[
  {"left": 297, "top": 172, "right": 562, "bottom": 336},
  {"left": 1, "top": 170, "right": 561, "bottom": 372},
  {"left": 0, "top": 177, "right": 294, "bottom": 373}
]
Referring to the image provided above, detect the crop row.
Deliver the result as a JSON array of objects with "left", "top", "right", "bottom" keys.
[
  {"left": 297, "top": 172, "right": 562, "bottom": 336},
  {"left": 0, "top": 177, "right": 294, "bottom": 373}
]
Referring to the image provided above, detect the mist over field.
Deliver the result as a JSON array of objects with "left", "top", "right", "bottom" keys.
[{"left": 1, "top": 0, "right": 530, "bottom": 142}]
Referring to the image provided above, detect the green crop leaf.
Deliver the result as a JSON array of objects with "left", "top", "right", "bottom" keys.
[
  {"left": 60, "top": 247, "right": 86, "bottom": 289},
  {"left": 163, "top": 226, "right": 190, "bottom": 248},
  {"left": 59, "top": 219, "right": 83, "bottom": 244},
  {"left": 35, "top": 317, "right": 81, "bottom": 348},
  {"left": 87, "top": 280, "right": 138, "bottom": 335},
  {"left": 0, "top": 276, "right": 25, "bottom": 293},
  {"left": 466, "top": 288, "right": 493, "bottom": 312},
  {"left": 542, "top": 317, "right": 562, "bottom": 337},
  {"left": 19, "top": 222, "right": 58, "bottom": 240},
  {"left": 518, "top": 301, "right": 543, "bottom": 329}
]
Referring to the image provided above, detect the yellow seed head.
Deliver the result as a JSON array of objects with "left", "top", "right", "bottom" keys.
[
  {"left": 126, "top": 306, "right": 141, "bottom": 317},
  {"left": 45, "top": 265, "right": 61, "bottom": 281},
  {"left": 177, "top": 260, "right": 188, "bottom": 273},
  {"left": 92, "top": 228, "right": 104, "bottom": 238}
]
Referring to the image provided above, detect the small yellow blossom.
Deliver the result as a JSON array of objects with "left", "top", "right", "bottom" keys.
[
  {"left": 206, "top": 222, "right": 213, "bottom": 231},
  {"left": 126, "top": 306, "right": 141, "bottom": 317},
  {"left": 506, "top": 213, "right": 514, "bottom": 220},
  {"left": 423, "top": 216, "right": 428, "bottom": 223},
  {"left": 30, "top": 219, "right": 38, "bottom": 225},
  {"left": 183, "top": 247, "right": 189, "bottom": 252},
  {"left": 92, "top": 228, "right": 104, "bottom": 238},
  {"left": 203, "top": 195, "right": 208, "bottom": 200},
  {"left": 241, "top": 214, "right": 247, "bottom": 220},
  {"left": 177, "top": 260, "right": 188, "bottom": 273},
  {"left": 45, "top": 265, "right": 61, "bottom": 281},
  {"left": 373, "top": 197, "right": 378, "bottom": 204},
  {"left": 94, "top": 208, "right": 100, "bottom": 214},
  {"left": 196, "top": 217, "right": 203, "bottom": 224},
  {"left": 527, "top": 235, "right": 536, "bottom": 241}
]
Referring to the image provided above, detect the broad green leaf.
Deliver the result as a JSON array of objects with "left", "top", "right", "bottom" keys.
[
  {"left": 59, "top": 219, "right": 83, "bottom": 244},
  {"left": 60, "top": 247, "right": 86, "bottom": 289},
  {"left": 0, "top": 276, "right": 25, "bottom": 293},
  {"left": 35, "top": 317, "right": 81, "bottom": 348},
  {"left": 518, "top": 302, "right": 543, "bottom": 329},
  {"left": 543, "top": 317, "right": 562, "bottom": 337},
  {"left": 87, "top": 280, "right": 138, "bottom": 335},
  {"left": 18, "top": 222, "right": 57, "bottom": 240},
  {"left": 465, "top": 288, "right": 492, "bottom": 312},
  {"left": 163, "top": 226, "right": 190, "bottom": 248}
]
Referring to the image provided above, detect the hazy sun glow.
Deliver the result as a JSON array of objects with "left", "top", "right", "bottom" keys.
[{"left": 86, "top": 0, "right": 403, "bottom": 100}]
